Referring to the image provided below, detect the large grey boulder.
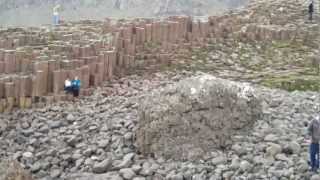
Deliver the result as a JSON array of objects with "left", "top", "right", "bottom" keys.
[{"left": 136, "top": 74, "right": 262, "bottom": 160}]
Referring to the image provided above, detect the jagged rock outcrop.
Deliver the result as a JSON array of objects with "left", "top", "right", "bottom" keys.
[{"left": 137, "top": 74, "right": 263, "bottom": 160}]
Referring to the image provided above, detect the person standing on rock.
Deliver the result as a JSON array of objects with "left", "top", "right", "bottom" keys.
[
  {"left": 71, "top": 76, "right": 81, "bottom": 97},
  {"left": 309, "top": 0, "right": 314, "bottom": 21},
  {"left": 308, "top": 115, "right": 320, "bottom": 172},
  {"left": 64, "top": 78, "right": 72, "bottom": 93},
  {"left": 53, "top": 4, "right": 61, "bottom": 25}
]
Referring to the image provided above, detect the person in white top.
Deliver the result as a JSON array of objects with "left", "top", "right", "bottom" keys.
[
  {"left": 53, "top": 4, "right": 61, "bottom": 25},
  {"left": 64, "top": 78, "right": 72, "bottom": 93}
]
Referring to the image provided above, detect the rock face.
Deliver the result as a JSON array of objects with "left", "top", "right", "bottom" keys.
[
  {"left": 137, "top": 74, "right": 262, "bottom": 160},
  {"left": 0, "top": 160, "right": 33, "bottom": 180}
]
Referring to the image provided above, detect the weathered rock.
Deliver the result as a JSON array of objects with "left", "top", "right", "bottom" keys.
[
  {"left": 264, "top": 134, "right": 278, "bottom": 142},
  {"left": 66, "top": 114, "right": 75, "bottom": 122},
  {"left": 97, "top": 140, "right": 110, "bottom": 148},
  {"left": 92, "top": 158, "right": 112, "bottom": 173},
  {"left": 230, "top": 158, "right": 240, "bottom": 170},
  {"left": 131, "top": 164, "right": 142, "bottom": 173},
  {"left": 137, "top": 74, "right": 262, "bottom": 160},
  {"left": 211, "top": 156, "right": 227, "bottom": 166},
  {"left": 288, "top": 141, "right": 301, "bottom": 154},
  {"left": 239, "top": 160, "right": 253, "bottom": 172},
  {"left": 112, "top": 153, "right": 135, "bottom": 170},
  {"left": 119, "top": 168, "right": 136, "bottom": 179},
  {"left": 0, "top": 160, "right": 33, "bottom": 180},
  {"left": 139, "top": 162, "right": 154, "bottom": 176},
  {"left": 266, "top": 143, "right": 282, "bottom": 157},
  {"left": 67, "top": 172, "right": 123, "bottom": 180},
  {"left": 50, "top": 169, "right": 61, "bottom": 178},
  {"left": 167, "top": 173, "right": 184, "bottom": 180},
  {"left": 30, "top": 162, "right": 42, "bottom": 172}
]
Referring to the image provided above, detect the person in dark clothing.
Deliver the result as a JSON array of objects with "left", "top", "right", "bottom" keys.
[
  {"left": 308, "top": 115, "right": 320, "bottom": 172},
  {"left": 71, "top": 76, "right": 81, "bottom": 97},
  {"left": 309, "top": 1, "right": 314, "bottom": 21}
]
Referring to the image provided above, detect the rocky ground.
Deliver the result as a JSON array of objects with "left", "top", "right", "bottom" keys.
[
  {"left": 1, "top": 0, "right": 320, "bottom": 179},
  {"left": 0, "top": 69, "right": 320, "bottom": 180},
  {"left": 166, "top": 38, "right": 320, "bottom": 91}
]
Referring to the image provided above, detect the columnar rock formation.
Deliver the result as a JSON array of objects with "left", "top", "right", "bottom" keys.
[
  {"left": 137, "top": 74, "right": 263, "bottom": 160},
  {"left": 0, "top": 0, "right": 313, "bottom": 112}
]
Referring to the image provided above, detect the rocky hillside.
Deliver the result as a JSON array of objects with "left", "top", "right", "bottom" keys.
[
  {"left": 0, "top": 0, "right": 248, "bottom": 27},
  {"left": 1, "top": 0, "right": 320, "bottom": 179}
]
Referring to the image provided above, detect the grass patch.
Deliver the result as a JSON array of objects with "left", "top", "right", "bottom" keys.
[{"left": 261, "top": 75, "right": 320, "bottom": 92}]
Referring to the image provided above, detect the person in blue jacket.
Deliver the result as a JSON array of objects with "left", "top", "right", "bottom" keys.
[{"left": 71, "top": 76, "right": 81, "bottom": 97}]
